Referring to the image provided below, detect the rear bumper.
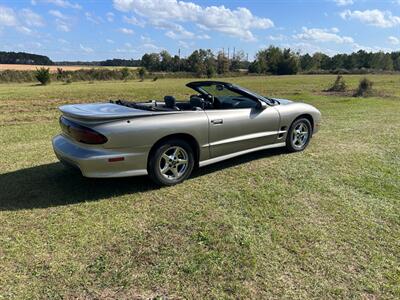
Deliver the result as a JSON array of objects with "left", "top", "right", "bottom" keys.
[{"left": 52, "top": 135, "right": 148, "bottom": 178}]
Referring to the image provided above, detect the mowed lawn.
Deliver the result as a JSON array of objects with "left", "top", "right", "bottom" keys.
[{"left": 0, "top": 75, "right": 399, "bottom": 299}]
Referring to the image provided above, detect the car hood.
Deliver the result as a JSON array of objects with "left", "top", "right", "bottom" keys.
[
  {"left": 272, "top": 98, "right": 293, "bottom": 105},
  {"left": 59, "top": 103, "right": 176, "bottom": 120}
]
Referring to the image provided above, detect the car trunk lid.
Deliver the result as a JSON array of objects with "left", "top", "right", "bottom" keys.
[{"left": 59, "top": 103, "right": 161, "bottom": 121}]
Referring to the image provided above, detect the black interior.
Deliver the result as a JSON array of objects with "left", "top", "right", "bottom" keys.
[{"left": 112, "top": 81, "right": 263, "bottom": 112}]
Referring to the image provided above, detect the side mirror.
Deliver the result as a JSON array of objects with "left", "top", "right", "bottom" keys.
[{"left": 257, "top": 100, "right": 268, "bottom": 110}]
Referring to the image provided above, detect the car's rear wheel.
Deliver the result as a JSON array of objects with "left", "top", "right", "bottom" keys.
[
  {"left": 286, "top": 118, "right": 312, "bottom": 152},
  {"left": 148, "top": 139, "right": 195, "bottom": 186}
]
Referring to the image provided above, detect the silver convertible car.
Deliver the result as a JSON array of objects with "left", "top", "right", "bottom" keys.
[{"left": 53, "top": 81, "right": 321, "bottom": 185}]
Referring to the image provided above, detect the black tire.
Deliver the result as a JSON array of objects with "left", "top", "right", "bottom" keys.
[
  {"left": 147, "top": 139, "right": 195, "bottom": 186},
  {"left": 285, "top": 118, "right": 312, "bottom": 152}
]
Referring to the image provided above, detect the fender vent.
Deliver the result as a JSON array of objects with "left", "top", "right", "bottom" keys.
[{"left": 278, "top": 126, "right": 287, "bottom": 139}]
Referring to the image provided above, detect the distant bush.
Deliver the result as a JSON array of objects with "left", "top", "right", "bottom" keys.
[
  {"left": 354, "top": 78, "right": 374, "bottom": 97},
  {"left": 326, "top": 75, "right": 347, "bottom": 92},
  {"left": 56, "top": 68, "right": 64, "bottom": 80},
  {"left": 152, "top": 76, "right": 158, "bottom": 81},
  {"left": 121, "top": 67, "right": 130, "bottom": 81},
  {"left": 332, "top": 68, "right": 350, "bottom": 75},
  {"left": 35, "top": 67, "right": 51, "bottom": 85},
  {"left": 0, "top": 70, "right": 36, "bottom": 82},
  {"left": 138, "top": 67, "right": 146, "bottom": 81}
]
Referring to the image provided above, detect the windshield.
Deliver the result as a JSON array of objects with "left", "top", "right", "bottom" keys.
[
  {"left": 232, "top": 84, "right": 272, "bottom": 103},
  {"left": 196, "top": 83, "right": 261, "bottom": 109},
  {"left": 189, "top": 81, "right": 273, "bottom": 105}
]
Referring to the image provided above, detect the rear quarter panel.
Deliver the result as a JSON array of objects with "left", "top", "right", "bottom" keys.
[{"left": 94, "top": 110, "right": 210, "bottom": 160}]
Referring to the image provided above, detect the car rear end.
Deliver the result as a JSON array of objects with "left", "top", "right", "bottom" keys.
[{"left": 52, "top": 104, "right": 149, "bottom": 178}]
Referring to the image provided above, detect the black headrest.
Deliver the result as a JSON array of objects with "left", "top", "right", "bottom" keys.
[
  {"left": 164, "top": 96, "right": 176, "bottom": 108},
  {"left": 190, "top": 96, "right": 205, "bottom": 109}
]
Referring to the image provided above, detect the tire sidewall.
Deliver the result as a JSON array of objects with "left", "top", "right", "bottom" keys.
[
  {"left": 286, "top": 118, "right": 312, "bottom": 152},
  {"left": 148, "top": 139, "right": 195, "bottom": 186}
]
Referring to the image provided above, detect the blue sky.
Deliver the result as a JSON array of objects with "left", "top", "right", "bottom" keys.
[{"left": 0, "top": 0, "right": 399, "bottom": 61}]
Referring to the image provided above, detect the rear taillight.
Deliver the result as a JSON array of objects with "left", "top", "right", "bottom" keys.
[{"left": 59, "top": 116, "right": 108, "bottom": 145}]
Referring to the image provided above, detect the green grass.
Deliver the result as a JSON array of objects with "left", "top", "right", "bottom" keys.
[{"left": 0, "top": 75, "right": 399, "bottom": 299}]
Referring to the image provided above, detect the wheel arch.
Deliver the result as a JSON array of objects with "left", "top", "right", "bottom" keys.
[
  {"left": 293, "top": 114, "right": 314, "bottom": 134},
  {"left": 147, "top": 133, "right": 200, "bottom": 167}
]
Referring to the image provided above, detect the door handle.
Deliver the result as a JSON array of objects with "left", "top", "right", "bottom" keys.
[{"left": 211, "top": 119, "right": 223, "bottom": 125}]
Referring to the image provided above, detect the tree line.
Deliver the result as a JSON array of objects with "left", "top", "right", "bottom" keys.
[
  {"left": 56, "top": 58, "right": 141, "bottom": 67},
  {"left": 141, "top": 49, "right": 249, "bottom": 77},
  {"left": 1, "top": 48, "right": 400, "bottom": 76},
  {"left": 142, "top": 47, "right": 400, "bottom": 76},
  {"left": 249, "top": 46, "right": 400, "bottom": 75},
  {"left": 0, "top": 51, "right": 53, "bottom": 65}
]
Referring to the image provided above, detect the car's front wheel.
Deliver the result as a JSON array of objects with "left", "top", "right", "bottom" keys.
[
  {"left": 286, "top": 118, "right": 312, "bottom": 152},
  {"left": 148, "top": 139, "right": 195, "bottom": 186}
]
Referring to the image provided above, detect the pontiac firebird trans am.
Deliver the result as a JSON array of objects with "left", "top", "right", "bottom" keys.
[{"left": 53, "top": 81, "right": 321, "bottom": 185}]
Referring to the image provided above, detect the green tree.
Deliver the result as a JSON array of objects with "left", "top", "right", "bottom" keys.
[
  {"left": 121, "top": 67, "right": 130, "bottom": 80},
  {"left": 160, "top": 50, "right": 172, "bottom": 72},
  {"left": 248, "top": 61, "right": 262, "bottom": 73},
  {"left": 141, "top": 53, "right": 160, "bottom": 71},
  {"left": 252, "top": 46, "right": 299, "bottom": 75},
  {"left": 35, "top": 67, "right": 51, "bottom": 85},
  {"left": 300, "top": 53, "right": 313, "bottom": 71},
  {"left": 138, "top": 67, "right": 146, "bottom": 81},
  {"left": 230, "top": 50, "right": 245, "bottom": 72},
  {"left": 393, "top": 56, "right": 400, "bottom": 71},
  {"left": 217, "top": 52, "right": 229, "bottom": 74}
]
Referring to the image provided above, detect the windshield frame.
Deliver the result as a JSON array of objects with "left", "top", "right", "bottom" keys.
[{"left": 186, "top": 81, "right": 274, "bottom": 106}]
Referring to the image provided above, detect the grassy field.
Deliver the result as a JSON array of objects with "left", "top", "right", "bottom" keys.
[
  {"left": 0, "top": 75, "right": 399, "bottom": 299},
  {"left": 0, "top": 64, "right": 138, "bottom": 72}
]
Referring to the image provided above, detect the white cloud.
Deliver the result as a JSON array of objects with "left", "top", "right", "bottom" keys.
[
  {"left": 341, "top": 9, "right": 400, "bottom": 28},
  {"left": 49, "top": 9, "right": 67, "bottom": 19},
  {"left": 106, "top": 12, "right": 114, "bottom": 22},
  {"left": 106, "top": 39, "right": 114, "bottom": 44},
  {"left": 118, "top": 27, "right": 134, "bottom": 35},
  {"left": 113, "top": 0, "right": 274, "bottom": 41},
  {"left": 334, "top": 0, "right": 354, "bottom": 6},
  {"left": 198, "top": 34, "right": 210, "bottom": 40},
  {"left": 32, "top": 41, "right": 42, "bottom": 48},
  {"left": 0, "top": 6, "right": 18, "bottom": 27},
  {"left": 0, "top": 5, "right": 43, "bottom": 34},
  {"left": 294, "top": 27, "right": 354, "bottom": 44},
  {"left": 178, "top": 40, "right": 193, "bottom": 49},
  {"left": 123, "top": 15, "right": 145, "bottom": 27},
  {"left": 268, "top": 34, "right": 286, "bottom": 41},
  {"left": 49, "top": 10, "right": 73, "bottom": 31},
  {"left": 115, "top": 42, "right": 162, "bottom": 54},
  {"left": 388, "top": 36, "right": 400, "bottom": 45},
  {"left": 17, "top": 26, "right": 33, "bottom": 34},
  {"left": 20, "top": 9, "right": 44, "bottom": 27},
  {"left": 284, "top": 42, "right": 337, "bottom": 56},
  {"left": 80, "top": 44, "right": 94, "bottom": 53},
  {"left": 39, "top": 0, "right": 81, "bottom": 10},
  {"left": 163, "top": 22, "right": 195, "bottom": 40},
  {"left": 140, "top": 35, "right": 153, "bottom": 43},
  {"left": 352, "top": 42, "right": 395, "bottom": 53},
  {"left": 142, "top": 43, "right": 162, "bottom": 51},
  {"left": 85, "top": 12, "right": 103, "bottom": 24},
  {"left": 56, "top": 19, "right": 70, "bottom": 32}
]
